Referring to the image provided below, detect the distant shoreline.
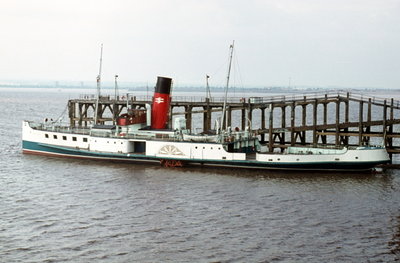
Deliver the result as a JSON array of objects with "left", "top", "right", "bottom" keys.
[{"left": 1, "top": 84, "right": 399, "bottom": 94}]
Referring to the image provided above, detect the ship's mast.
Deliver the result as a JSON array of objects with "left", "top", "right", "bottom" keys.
[
  {"left": 220, "top": 40, "right": 234, "bottom": 133},
  {"left": 94, "top": 44, "right": 103, "bottom": 124}
]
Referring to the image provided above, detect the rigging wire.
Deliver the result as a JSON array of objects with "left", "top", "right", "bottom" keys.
[
  {"left": 52, "top": 103, "right": 68, "bottom": 124},
  {"left": 207, "top": 61, "right": 228, "bottom": 91},
  {"left": 232, "top": 49, "right": 245, "bottom": 97}
]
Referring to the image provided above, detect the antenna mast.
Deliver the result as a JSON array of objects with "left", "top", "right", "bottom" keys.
[
  {"left": 94, "top": 44, "right": 103, "bottom": 124},
  {"left": 97, "top": 43, "right": 103, "bottom": 98},
  {"left": 220, "top": 40, "right": 234, "bottom": 132}
]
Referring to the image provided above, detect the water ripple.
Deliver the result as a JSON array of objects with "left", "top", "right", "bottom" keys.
[{"left": 2, "top": 90, "right": 400, "bottom": 262}]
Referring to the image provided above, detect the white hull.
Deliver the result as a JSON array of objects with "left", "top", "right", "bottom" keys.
[{"left": 22, "top": 121, "right": 390, "bottom": 171}]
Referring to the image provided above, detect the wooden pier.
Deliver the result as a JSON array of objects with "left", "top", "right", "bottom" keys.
[{"left": 67, "top": 91, "right": 400, "bottom": 158}]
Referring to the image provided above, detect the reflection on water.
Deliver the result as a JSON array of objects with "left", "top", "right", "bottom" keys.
[{"left": 389, "top": 215, "right": 400, "bottom": 259}]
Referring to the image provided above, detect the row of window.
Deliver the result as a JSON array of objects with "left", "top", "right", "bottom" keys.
[
  {"left": 93, "top": 139, "right": 124, "bottom": 145},
  {"left": 194, "top": 146, "right": 221, "bottom": 150},
  {"left": 44, "top": 133, "right": 88, "bottom": 142}
]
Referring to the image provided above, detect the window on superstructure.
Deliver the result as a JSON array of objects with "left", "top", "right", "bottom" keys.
[
  {"left": 62, "top": 136, "right": 67, "bottom": 140},
  {"left": 72, "top": 137, "right": 77, "bottom": 141},
  {"left": 45, "top": 134, "right": 49, "bottom": 138},
  {"left": 53, "top": 135, "right": 57, "bottom": 139},
  {"left": 83, "top": 138, "right": 88, "bottom": 142}
]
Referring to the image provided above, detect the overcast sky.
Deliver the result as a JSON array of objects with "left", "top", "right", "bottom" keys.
[{"left": 1, "top": 0, "right": 399, "bottom": 88}]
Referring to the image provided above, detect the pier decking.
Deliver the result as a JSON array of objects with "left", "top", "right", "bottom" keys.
[{"left": 67, "top": 91, "right": 400, "bottom": 158}]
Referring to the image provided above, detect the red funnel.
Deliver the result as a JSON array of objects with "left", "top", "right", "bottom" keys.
[{"left": 151, "top": 77, "right": 172, "bottom": 129}]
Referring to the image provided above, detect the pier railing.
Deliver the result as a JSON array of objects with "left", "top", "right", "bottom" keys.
[{"left": 78, "top": 90, "right": 400, "bottom": 107}]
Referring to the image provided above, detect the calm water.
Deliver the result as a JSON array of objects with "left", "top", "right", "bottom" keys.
[{"left": 1, "top": 88, "right": 400, "bottom": 262}]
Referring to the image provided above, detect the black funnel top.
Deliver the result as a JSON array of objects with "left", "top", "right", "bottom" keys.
[{"left": 155, "top": 76, "right": 172, "bottom": 94}]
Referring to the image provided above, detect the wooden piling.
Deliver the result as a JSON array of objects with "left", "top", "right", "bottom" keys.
[
  {"left": 241, "top": 108, "right": 246, "bottom": 131},
  {"left": 291, "top": 102, "right": 295, "bottom": 146},
  {"left": 185, "top": 105, "right": 192, "bottom": 131},
  {"left": 383, "top": 100, "right": 387, "bottom": 139},
  {"left": 281, "top": 106, "right": 286, "bottom": 148},
  {"left": 344, "top": 93, "right": 349, "bottom": 145},
  {"left": 301, "top": 103, "right": 306, "bottom": 145},
  {"left": 227, "top": 106, "right": 232, "bottom": 128},
  {"left": 313, "top": 99, "right": 317, "bottom": 147},
  {"left": 335, "top": 100, "right": 340, "bottom": 146},
  {"left": 261, "top": 107, "right": 266, "bottom": 143},
  {"left": 69, "top": 101, "right": 75, "bottom": 127},
  {"left": 268, "top": 105, "right": 274, "bottom": 152},
  {"left": 358, "top": 101, "right": 363, "bottom": 146}
]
